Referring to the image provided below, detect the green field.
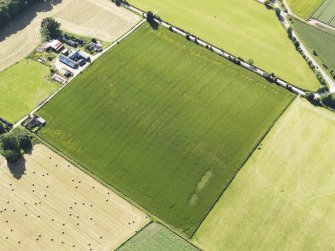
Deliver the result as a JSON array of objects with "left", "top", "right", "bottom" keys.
[
  {"left": 292, "top": 17, "right": 335, "bottom": 71},
  {"left": 313, "top": 0, "right": 335, "bottom": 27},
  {"left": 37, "top": 24, "right": 293, "bottom": 236},
  {"left": 118, "top": 223, "right": 198, "bottom": 251},
  {"left": 194, "top": 98, "right": 335, "bottom": 250},
  {"left": 0, "top": 59, "right": 58, "bottom": 123},
  {"left": 128, "top": 0, "right": 319, "bottom": 90},
  {"left": 287, "top": 0, "right": 324, "bottom": 19}
]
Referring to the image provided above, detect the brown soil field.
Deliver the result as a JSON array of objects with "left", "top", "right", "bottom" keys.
[
  {"left": 0, "top": 0, "right": 141, "bottom": 72},
  {"left": 0, "top": 144, "right": 149, "bottom": 250}
]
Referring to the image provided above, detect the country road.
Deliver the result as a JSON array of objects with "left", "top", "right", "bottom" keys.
[
  {"left": 15, "top": 1, "right": 312, "bottom": 130},
  {"left": 13, "top": 19, "right": 146, "bottom": 128},
  {"left": 272, "top": 0, "right": 335, "bottom": 92},
  {"left": 127, "top": 4, "right": 305, "bottom": 96}
]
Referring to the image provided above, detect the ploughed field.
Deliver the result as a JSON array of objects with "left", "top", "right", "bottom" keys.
[
  {"left": 118, "top": 223, "right": 198, "bottom": 251},
  {"left": 37, "top": 24, "right": 294, "bottom": 236},
  {"left": 292, "top": 17, "right": 335, "bottom": 71},
  {"left": 194, "top": 99, "right": 335, "bottom": 250},
  {"left": 286, "top": 0, "right": 324, "bottom": 19},
  {"left": 0, "top": 59, "right": 58, "bottom": 123},
  {"left": 128, "top": 0, "right": 319, "bottom": 90},
  {"left": 0, "top": 144, "right": 149, "bottom": 250},
  {"left": 313, "top": 0, "right": 335, "bottom": 27}
]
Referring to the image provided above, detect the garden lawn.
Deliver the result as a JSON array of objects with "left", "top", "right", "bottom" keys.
[
  {"left": 128, "top": 0, "right": 319, "bottom": 90},
  {"left": 194, "top": 98, "right": 335, "bottom": 250},
  {"left": 0, "top": 59, "right": 58, "bottom": 123},
  {"left": 118, "top": 223, "right": 198, "bottom": 251},
  {"left": 38, "top": 24, "right": 294, "bottom": 236},
  {"left": 287, "top": 0, "right": 324, "bottom": 19},
  {"left": 292, "top": 17, "right": 335, "bottom": 71}
]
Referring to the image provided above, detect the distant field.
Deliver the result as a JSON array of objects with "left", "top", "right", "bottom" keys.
[
  {"left": 287, "top": 0, "right": 324, "bottom": 19},
  {"left": 313, "top": 0, "right": 335, "bottom": 27},
  {"left": 0, "top": 59, "right": 58, "bottom": 123},
  {"left": 128, "top": 0, "right": 319, "bottom": 90},
  {"left": 37, "top": 24, "right": 294, "bottom": 236},
  {"left": 0, "top": 0, "right": 140, "bottom": 72},
  {"left": 194, "top": 98, "right": 335, "bottom": 250},
  {"left": 292, "top": 17, "right": 335, "bottom": 70},
  {"left": 0, "top": 144, "right": 149, "bottom": 250},
  {"left": 118, "top": 223, "right": 198, "bottom": 251}
]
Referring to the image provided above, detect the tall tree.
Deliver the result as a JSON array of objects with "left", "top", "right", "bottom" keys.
[{"left": 40, "top": 17, "right": 61, "bottom": 40}]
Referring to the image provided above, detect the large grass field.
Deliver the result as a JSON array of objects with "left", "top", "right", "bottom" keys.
[
  {"left": 292, "top": 17, "right": 335, "bottom": 71},
  {"left": 128, "top": 0, "right": 319, "bottom": 90},
  {"left": 37, "top": 24, "right": 294, "bottom": 236},
  {"left": 118, "top": 223, "right": 198, "bottom": 251},
  {"left": 287, "top": 0, "right": 324, "bottom": 19},
  {"left": 313, "top": 0, "right": 335, "bottom": 27},
  {"left": 0, "top": 59, "right": 58, "bottom": 123},
  {"left": 194, "top": 98, "right": 335, "bottom": 250}
]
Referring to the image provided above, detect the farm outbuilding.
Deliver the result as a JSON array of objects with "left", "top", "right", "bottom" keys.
[
  {"left": 70, "top": 50, "right": 91, "bottom": 62},
  {"left": 59, "top": 55, "right": 78, "bottom": 69},
  {"left": 48, "top": 40, "right": 64, "bottom": 52}
]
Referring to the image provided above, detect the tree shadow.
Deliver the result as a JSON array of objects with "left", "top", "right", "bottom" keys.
[
  {"left": 308, "top": 99, "right": 323, "bottom": 107},
  {"left": 7, "top": 157, "right": 26, "bottom": 180},
  {"left": 148, "top": 20, "right": 159, "bottom": 30},
  {"left": 0, "top": 0, "right": 63, "bottom": 42}
]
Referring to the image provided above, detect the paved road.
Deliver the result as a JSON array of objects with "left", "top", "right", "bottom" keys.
[
  {"left": 13, "top": 19, "right": 146, "bottom": 128},
  {"left": 273, "top": 0, "right": 335, "bottom": 92}
]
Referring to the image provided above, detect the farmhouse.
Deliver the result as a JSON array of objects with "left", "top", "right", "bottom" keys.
[
  {"left": 23, "top": 115, "right": 46, "bottom": 131},
  {"left": 59, "top": 54, "right": 78, "bottom": 69},
  {"left": 70, "top": 50, "right": 91, "bottom": 62},
  {"left": 48, "top": 40, "right": 64, "bottom": 52},
  {"left": 87, "top": 42, "right": 103, "bottom": 52}
]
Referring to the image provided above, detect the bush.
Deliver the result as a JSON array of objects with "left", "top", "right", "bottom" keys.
[
  {"left": 0, "top": 121, "right": 9, "bottom": 135},
  {"left": 317, "top": 85, "right": 329, "bottom": 93},
  {"left": 305, "top": 92, "right": 315, "bottom": 102},
  {"left": 320, "top": 93, "right": 335, "bottom": 109}
]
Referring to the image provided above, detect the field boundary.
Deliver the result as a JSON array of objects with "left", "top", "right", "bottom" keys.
[
  {"left": 116, "top": 1, "right": 307, "bottom": 95},
  {"left": 115, "top": 221, "right": 152, "bottom": 250},
  {"left": 115, "top": 222, "right": 202, "bottom": 251},
  {"left": 115, "top": 222, "right": 153, "bottom": 250},
  {"left": 35, "top": 134, "right": 201, "bottom": 246},
  {"left": 13, "top": 18, "right": 146, "bottom": 128},
  {"left": 190, "top": 95, "right": 296, "bottom": 238}
]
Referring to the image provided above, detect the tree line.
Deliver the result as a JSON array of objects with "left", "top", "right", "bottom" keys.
[
  {"left": 0, "top": 121, "right": 32, "bottom": 163},
  {"left": 0, "top": 0, "right": 42, "bottom": 27}
]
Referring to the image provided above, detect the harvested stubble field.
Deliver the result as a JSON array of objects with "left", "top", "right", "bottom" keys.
[
  {"left": 194, "top": 98, "right": 335, "bottom": 251},
  {"left": 313, "top": 0, "right": 335, "bottom": 27},
  {"left": 0, "top": 59, "right": 58, "bottom": 123},
  {"left": 38, "top": 24, "right": 294, "bottom": 236},
  {"left": 292, "top": 17, "right": 335, "bottom": 71},
  {"left": 286, "top": 0, "right": 324, "bottom": 19},
  {"left": 0, "top": 0, "right": 140, "bottom": 72},
  {"left": 0, "top": 144, "right": 149, "bottom": 250},
  {"left": 128, "top": 0, "right": 319, "bottom": 90},
  {"left": 118, "top": 223, "right": 198, "bottom": 251}
]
